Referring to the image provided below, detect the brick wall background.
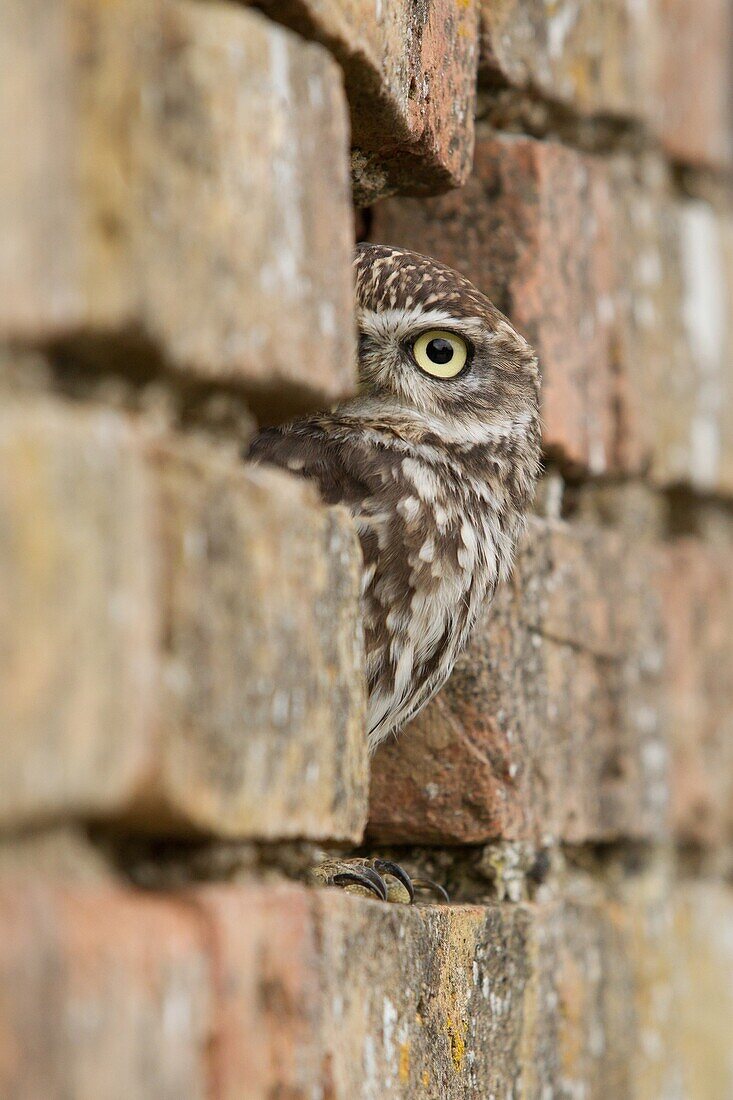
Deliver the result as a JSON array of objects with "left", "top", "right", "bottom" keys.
[{"left": 1, "top": 1, "right": 732, "bottom": 1097}]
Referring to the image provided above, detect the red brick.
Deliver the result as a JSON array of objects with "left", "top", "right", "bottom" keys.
[
  {"left": 189, "top": 872, "right": 687, "bottom": 1099},
  {"left": 0, "top": 880, "right": 211, "bottom": 1099},
  {"left": 368, "top": 517, "right": 667, "bottom": 845},
  {"left": 2, "top": 875, "right": 727, "bottom": 1098},
  {"left": 252, "top": 0, "right": 480, "bottom": 201},
  {"left": 649, "top": 0, "right": 733, "bottom": 170},
  {"left": 191, "top": 883, "right": 546, "bottom": 1097},
  {"left": 191, "top": 884, "right": 322, "bottom": 1100}
]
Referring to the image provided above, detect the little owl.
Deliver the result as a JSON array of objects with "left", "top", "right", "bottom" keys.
[{"left": 247, "top": 243, "right": 541, "bottom": 901}]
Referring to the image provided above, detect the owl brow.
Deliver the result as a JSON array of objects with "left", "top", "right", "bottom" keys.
[{"left": 358, "top": 308, "right": 488, "bottom": 342}]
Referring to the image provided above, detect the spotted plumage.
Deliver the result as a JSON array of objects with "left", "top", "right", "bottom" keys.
[{"left": 247, "top": 243, "right": 541, "bottom": 752}]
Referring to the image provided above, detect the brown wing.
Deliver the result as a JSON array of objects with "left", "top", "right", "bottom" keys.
[{"left": 245, "top": 421, "right": 372, "bottom": 509}]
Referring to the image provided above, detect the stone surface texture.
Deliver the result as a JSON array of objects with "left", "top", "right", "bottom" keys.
[
  {"left": 253, "top": 0, "right": 480, "bottom": 201},
  {"left": 649, "top": 0, "right": 733, "bottom": 170},
  {"left": 3, "top": 874, "right": 731, "bottom": 1099},
  {"left": 659, "top": 538, "right": 733, "bottom": 846},
  {"left": 2, "top": 0, "right": 733, "bottom": 1096},
  {"left": 0, "top": 0, "right": 357, "bottom": 411},
  {"left": 479, "top": 0, "right": 733, "bottom": 171},
  {"left": 0, "top": 397, "right": 368, "bottom": 842},
  {"left": 480, "top": 0, "right": 651, "bottom": 119},
  {"left": 0, "top": 398, "right": 156, "bottom": 827},
  {"left": 0, "top": 879, "right": 211, "bottom": 1100},
  {"left": 148, "top": 440, "right": 368, "bottom": 840}
]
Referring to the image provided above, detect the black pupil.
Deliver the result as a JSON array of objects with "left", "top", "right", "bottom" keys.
[{"left": 426, "top": 338, "right": 454, "bottom": 365}]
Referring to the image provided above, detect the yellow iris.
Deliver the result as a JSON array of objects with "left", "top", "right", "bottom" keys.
[{"left": 412, "top": 330, "right": 468, "bottom": 379}]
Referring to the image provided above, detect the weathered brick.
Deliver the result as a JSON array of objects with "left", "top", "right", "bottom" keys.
[
  {"left": 479, "top": 0, "right": 650, "bottom": 120},
  {"left": 0, "top": 0, "right": 356, "bottom": 410},
  {"left": 191, "top": 884, "right": 322, "bottom": 1100},
  {"left": 3, "top": 873, "right": 727, "bottom": 1098},
  {"left": 649, "top": 0, "right": 733, "bottom": 170},
  {"left": 368, "top": 516, "right": 666, "bottom": 845},
  {"left": 479, "top": 0, "right": 733, "bottom": 171},
  {"left": 658, "top": 538, "right": 733, "bottom": 846},
  {"left": 315, "top": 893, "right": 539, "bottom": 1097},
  {"left": 0, "top": 880, "right": 211, "bottom": 1100},
  {"left": 0, "top": 397, "right": 367, "bottom": 841},
  {"left": 542, "top": 867, "right": 679, "bottom": 1100},
  {"left": 144, "top": 440, "right": 368, "bottom": 841},
  {"left": 192, "top": 882, "right": 542, "bottom": 1098},
  {"left": 0, "top": 827, "right": 114, "bottom": 883},
  {"left": 609, "top": 178, "right": 733, "bottom": 494},
  {"left": 191, "top": 868, "right": 684, "bottom": 1099},
  {"left": 0, "top": 398, "right": 157, "bottom": 828},
  {"left": 251, "top": 0, "right": 479, "bottom": 202},
  {"left": 608, "top": 158, "right": 692, "bottom": 480}
]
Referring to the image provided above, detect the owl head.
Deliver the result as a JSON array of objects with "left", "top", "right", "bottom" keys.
[{"left": 351, "top": 243, "right": 540, "bottom": 447}]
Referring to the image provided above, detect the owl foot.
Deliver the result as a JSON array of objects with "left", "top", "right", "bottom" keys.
[{"left": 311, "top": 857, "right": 449, "bottom": 905}]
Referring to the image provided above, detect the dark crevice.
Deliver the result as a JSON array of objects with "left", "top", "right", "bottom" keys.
[
  {"left": 2, "top": 327, "right": 336, "bottom": 440},
  {"left": 475, "top": 81, "right": 653, "bottom": 159},
  {"left": 49, "top": 329, "right": 336, "bottom": 427},
  {"left": 354, "top": 205, "right": 374, "bottom": 242},
  {"left": 3, "top": 822, "right": 728, "bottom": 902}
]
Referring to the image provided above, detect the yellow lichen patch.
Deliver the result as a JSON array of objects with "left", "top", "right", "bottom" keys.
[
  {"left": 398, "top": 1042, "right": 410, "bottom": 1083},
  {"left": 445, "top": 1016, "right": 467, "bottom": 1073},
  {"left": 421, "top": 1069, "right": 430, "bottom": 1088}
]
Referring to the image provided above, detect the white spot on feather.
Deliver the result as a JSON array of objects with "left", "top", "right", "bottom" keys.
[
  {"left": 418, "top": 538, "right": 435, "bottom": 562},
  {"left": 401, "top": 458, "right": 440, "bottom": 502},
  {"left": 396, "top": 495, "right": 421, "bottom": 523}
]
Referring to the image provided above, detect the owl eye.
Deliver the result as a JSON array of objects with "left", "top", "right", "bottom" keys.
[{"left": 412, "top": 330, "right": 469, "bottom": 379}]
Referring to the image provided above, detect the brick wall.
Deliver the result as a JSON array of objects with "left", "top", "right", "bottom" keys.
[{"left": 1, "top": 1, "right": 732, "bottom": 1096}]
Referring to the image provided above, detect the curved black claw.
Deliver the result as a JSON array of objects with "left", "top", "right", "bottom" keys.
[
  {"left": 331, "top": 867, "right": 387, "bottom": 901},
  {"left": 373, "top": 859, "right": 415, "bottom": 903},
  {"left": 412, "top": 877, "right": 450, "bottom": 904}
]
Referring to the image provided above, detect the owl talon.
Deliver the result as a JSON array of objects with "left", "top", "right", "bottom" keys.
[
  {"left": 372, "top": 859, "right": 415, "bottom": 903},
  {"left": 331, "top": 866, "right": 388, "bottom": 900},
  {"left": 412, "top": 877, "right": 450, "bottom": 904},
  {"left": 315, "top": 857, "right": 448, "bottom": 905}
]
